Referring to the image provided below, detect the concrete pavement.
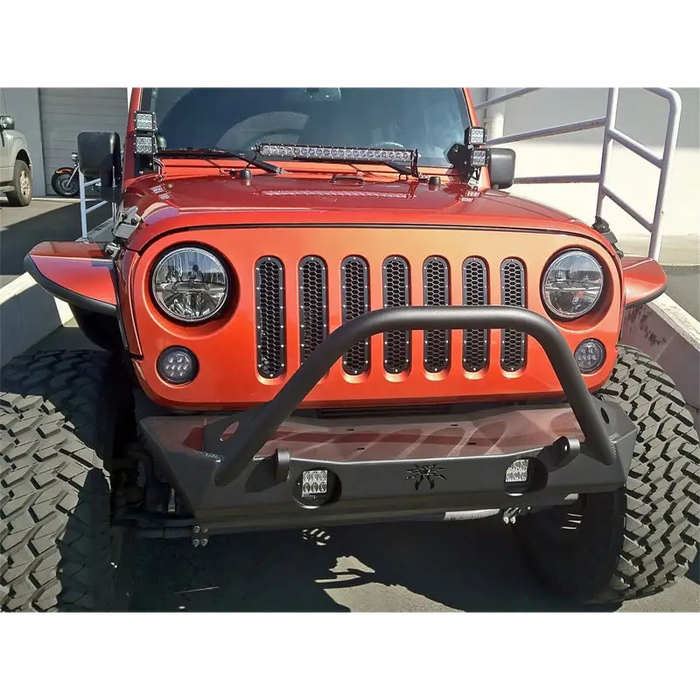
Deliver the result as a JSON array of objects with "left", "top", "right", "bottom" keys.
[{"left": 127, "top": 517, "right": 699, "bottom": 613}]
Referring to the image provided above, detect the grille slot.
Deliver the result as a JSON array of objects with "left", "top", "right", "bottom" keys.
[
  {"left": 462, "top": 257, "right": 489, "bottom": 372},
  {"left": 501, "top": 258, "right": 526, "bottom": 371},
  {"left": 341, "top": 256, "right": 370, "bottom": 375},
  {"left": 299, "top": 256, "right": 328, "bottom": 363},
  {"left": 255, "top": 257, "right": 286, "bottom": 378},
  {"left": 423, "top": 256, "right": 450, "bottom": 373},
  {"left": 382, "top": 256, "right": 410, "bottom": 374}
]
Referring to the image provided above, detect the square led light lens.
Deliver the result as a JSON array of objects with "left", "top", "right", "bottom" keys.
[
  {"left": 466, "top": 127, "right": 486, "bottom": 146},
  {"left": 468, "top": 148, "right": 488, "bottom": 168},
  {"left": 134, "top": 111, "right": 156, "bottom": 132},
  {"left": 302, "top": 469, "right": 329, "bottom": 497},
  {"left": 505, "top": 459, "right": 530, "bottom": 484},
  {"left": 135, "top": 135, "right": 155, "bottom": 155}
]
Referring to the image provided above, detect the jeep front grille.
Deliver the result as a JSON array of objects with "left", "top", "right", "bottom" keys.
[
  {"left": 423, "top": 256, "right": 450, "bottom": 373},
  {"left": 501, "top": 258, "right": 527, "bottom": 371},
  {"left": 341, "top": 256, "right": 369, "bottom": 375},
  {"left": 462, "top": 257, "right": 489, "bottom": 372},
  {"left": 299, "top": 256, "right": 328, "bottom": 363},
  {"left": 254, "top": 254, "right": 526, "bottom": 378},
  {"left": 255, "top": 257, "right": 286, "bottom": 379},
  {"left": 382, "top": 256, "right": 410, "bottom": 374}
]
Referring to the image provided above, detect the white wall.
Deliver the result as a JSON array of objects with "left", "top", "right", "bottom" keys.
[
  {"left": 0, "top": 88, "right": 46, "bottom": 196},
  {"left": 476, "top": 88, "right": 699, "bottom": 264}
]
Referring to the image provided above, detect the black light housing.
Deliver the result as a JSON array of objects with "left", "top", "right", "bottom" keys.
[
  {"left": 466, "top": 126, "right": 486, "bottom": 146},
  {"left": 133, "top": 111, "right": 158, "bottom": 158},
  {"left": 157, "top": 347, "right": 198, "bottom": 385},
  {"left": 134, "top": 134, "right": 156, "bottom": 155},
  {"left": 134, "top": 110, "right": 157, "bottom": 132},
  {"left": 467, "top": 148, "right": 489, "bottom": 168}
]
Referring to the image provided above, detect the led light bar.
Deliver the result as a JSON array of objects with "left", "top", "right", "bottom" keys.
[{"left": 258, "top": 143, "right": 416, "bottom": 164}]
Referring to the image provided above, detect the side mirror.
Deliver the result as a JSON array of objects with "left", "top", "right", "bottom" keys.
[
  {"left": 77, "top": 131, "right": 122, "bottom": 203},
  {"left": 0, "top": 115, "right": 15, "bottom": 131},
  {"left": 488, "top": 148, "right": 516, "bottom": 190}
]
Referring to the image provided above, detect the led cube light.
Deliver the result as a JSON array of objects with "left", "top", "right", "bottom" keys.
[
  {"left": 134, "top": 134, "right": 156, "bottom": 155},
  {"left": 468, "top": 148, "right": 488, "bottom": 168},
  {"left": 301, "top": 469, "right": 329, "bottom": 498},
  {"left": 466, "top": 126, "right": 486, "bottom": 146},
  {"left": 134, "top": 110, "right": 157, "bottom": 132},
  {"left": 505, "top": 458, "right": 530, "bottom": 484}
]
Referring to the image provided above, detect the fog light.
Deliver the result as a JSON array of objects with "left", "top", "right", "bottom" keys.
[
  {"left": 574, "top": 339, "right": 605, "bottom": 373},
  {"left": 294, "top": 468, "right": 339, "bottom": 508},
  {"left": 157, "top": 347, "right": 197, "bottom": 385},
  {"left": 302, "top": 469, "right": 328, "bottom": 497},
  {"left": 505, "top": 459, "right": 530, "bottom": 484}
]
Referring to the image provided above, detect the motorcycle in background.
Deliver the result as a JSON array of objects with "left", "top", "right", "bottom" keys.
[{"left": 50, "top": 152, "right": 81, "bottom": 197}]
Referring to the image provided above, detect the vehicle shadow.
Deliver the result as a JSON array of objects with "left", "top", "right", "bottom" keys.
[{"left": 129, "top": 519, "right": 621, "bottom": 613}]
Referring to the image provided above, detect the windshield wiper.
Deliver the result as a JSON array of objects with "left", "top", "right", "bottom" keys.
[{"left": 158, "top": 147, "right": 284, "bottom": 174}]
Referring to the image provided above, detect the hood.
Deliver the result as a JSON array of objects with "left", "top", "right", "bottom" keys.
[{"left": 121, "top": 172, "right": 597, "bottom": 252}]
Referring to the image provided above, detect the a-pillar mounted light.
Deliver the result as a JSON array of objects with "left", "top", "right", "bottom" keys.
[
  {"left": 133, "top": 110, "right": 158, "bottom": 156},
  {"left": 464, "top": 126, "right": 489, "bottom": 173}
]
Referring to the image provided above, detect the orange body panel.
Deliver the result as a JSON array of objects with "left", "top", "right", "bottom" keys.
[
  {"left": 621, "top": 255, "right": 667, "bottom": 307},
  {"left": 127, "top": 224, "right": 622, "bottom": 411},
  {"left": 35, "top": 88, "right": 628, "bottom": 413},
  {"left": 27, "top": 241, "right": 117, "bottom": 308}
]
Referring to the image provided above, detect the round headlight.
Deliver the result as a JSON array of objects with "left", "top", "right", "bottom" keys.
[
  {"left": 152, "top": 247, "right": 229, "bottom": 323},
  {"left": 542, "top": 250, "right": 604, "bottom": 320}
]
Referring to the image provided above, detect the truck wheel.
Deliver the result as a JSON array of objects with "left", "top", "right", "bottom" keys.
[
  {"left": 0, "top": 351, "right": 133, "bottom": 611},
  {"left": 515, "top": 345, "right": 700, "bottom": 605},
  {"left": 5, "top": 160, "right": 32, "bottom": 206}
]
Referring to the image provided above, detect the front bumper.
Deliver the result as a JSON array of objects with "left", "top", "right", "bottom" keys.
[{"left": 138, "top": 307, "right": 638, "bottom": 531}]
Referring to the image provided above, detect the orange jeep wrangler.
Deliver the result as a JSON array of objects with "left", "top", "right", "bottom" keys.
[{"left": 2, "top": 88, "right": 698, "bottom": 611}]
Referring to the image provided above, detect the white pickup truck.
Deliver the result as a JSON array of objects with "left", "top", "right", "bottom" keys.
[{"left": 0, "top": 114, "right": 33, "bottom": 206}]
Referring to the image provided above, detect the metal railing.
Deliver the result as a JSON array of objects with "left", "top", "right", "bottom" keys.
[
  {"left": 474, "top": 88, "right": 682, "bottom": 261},
  {"left": 77, "top": 169, "right": 113, "bottom": 241}
]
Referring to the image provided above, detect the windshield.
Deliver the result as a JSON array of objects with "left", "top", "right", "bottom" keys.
[{"left": 141, "top": 88, "right": 471, "bottom": 168}]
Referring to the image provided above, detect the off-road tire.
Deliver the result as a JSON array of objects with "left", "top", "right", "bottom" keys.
[
  {"left": 0, "top": 351, "right": 132, "bottom": 611},
  {"left": 515, "top": 345, "right": 700, "bottom": 605},
  {"left": 5, "top": 160, "right": 32, "bottom": 206}
]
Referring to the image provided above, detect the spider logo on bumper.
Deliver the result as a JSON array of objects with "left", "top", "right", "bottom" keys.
[{"left": 406, "top": 464, "right": 447, "bottom": 491}]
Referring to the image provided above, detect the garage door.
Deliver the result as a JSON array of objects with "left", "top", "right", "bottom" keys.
[{"left": 39, "top": 88, "right": 127, "bottom": 194}]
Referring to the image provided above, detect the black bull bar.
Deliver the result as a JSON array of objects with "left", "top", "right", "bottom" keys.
[{"left": 139, "top": 307, "right": 637, "bottom": 523}]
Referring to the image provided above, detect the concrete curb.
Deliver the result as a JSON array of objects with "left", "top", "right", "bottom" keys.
[
  {"left": 0, "top": 272, "right": 73, "bottom": 368},
  {"left": 621, "top": 294, "right": 700, "bottom": 434}
]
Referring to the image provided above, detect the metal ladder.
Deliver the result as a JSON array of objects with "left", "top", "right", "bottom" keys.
[{"left": 474, "top": 88, "right": 682, "bottom": 261}]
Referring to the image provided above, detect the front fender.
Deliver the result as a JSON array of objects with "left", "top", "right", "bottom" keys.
[
  {"left": 622, "top": 256, "right": 667, "bottom": 308},
  {"left": 24, "top": 242, "right": 118, "bottom": 316},
  {"left": 6, "top": 132, "right": 31, "bottom": 167}
]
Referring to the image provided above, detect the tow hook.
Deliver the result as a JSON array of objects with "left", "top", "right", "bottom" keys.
[{"left": 191, "top": 525, "right": 210, "bottom": 548}]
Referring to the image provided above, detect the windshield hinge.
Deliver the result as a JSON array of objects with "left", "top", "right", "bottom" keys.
[{"left": 113, "top": 206, "right": 142, "bottom": 241}]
